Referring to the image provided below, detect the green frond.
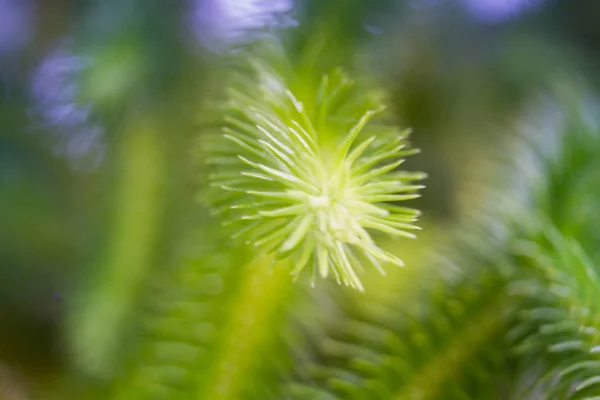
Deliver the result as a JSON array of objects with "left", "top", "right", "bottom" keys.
[
  {"left": 108, "top": 226, "right": 248, "bottom": 399},
  {"left": 505, "top": 91, "right": 600, "bottom": 399},
  {"left": 105, "top": 214, "right": 339, "bottom": 400},
  {"left": 281, "top": 225, "right": 516, "bottom": 400},
  {"left": 201, "top": 38, "right": 424, "bottom": 290},
  {"left": 509, "top": 225, "right": 600, "bottom": 399}
]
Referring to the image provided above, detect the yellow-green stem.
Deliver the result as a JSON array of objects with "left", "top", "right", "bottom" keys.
[
  {"left": 196, "top": 254, "right": 291, "bottom": 400},
  {"left": 395, "top": 298, "right": 507, "bottom": 400},
  {"left": 69, "top": 117, "right": 166, "bottom": 378}
]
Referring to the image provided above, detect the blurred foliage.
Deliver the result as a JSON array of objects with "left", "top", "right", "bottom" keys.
[{"left": 3, "top": 0, "right": 600, "bottom": 399}]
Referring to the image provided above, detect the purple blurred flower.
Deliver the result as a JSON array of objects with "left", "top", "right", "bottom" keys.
[
  {"left": 0, "top": 0, "right": 34, "bottom": 56},
  {"left": 31, "top": 40, "right": 105, "bottom": 168},
  {"left": 463, "top": 0, "right": 545, "bottom": 23},
  {"left": 191, "top": 0, "right": 295, "bottom": 50}
]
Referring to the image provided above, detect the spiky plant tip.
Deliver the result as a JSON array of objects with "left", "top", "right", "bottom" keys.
[{"left": 204, "top": 44, "right": 424, "bottom": 291}]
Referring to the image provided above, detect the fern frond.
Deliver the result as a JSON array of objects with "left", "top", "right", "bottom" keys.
[
  {"left": 506, "top": 91, "right": 600, "bottom": 399},
  {"left": 509, "top": 225, "right": 600, "bottom": 399},
  {"left": 107, "top": 213, "right": 338, "bottom": 400},
  {"left": 201, "top": 39, "right": 424, "bottom": 291},
  {"left": 106, "top": 220, "right": 248, "bottom": 399},
  {"left": 281, "top": 225, "right": 516, "bottom": 400}
]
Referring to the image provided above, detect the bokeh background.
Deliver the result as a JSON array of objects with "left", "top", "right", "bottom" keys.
[{"left": 2, "top": 0, "right": 600, "bottom": 398}]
